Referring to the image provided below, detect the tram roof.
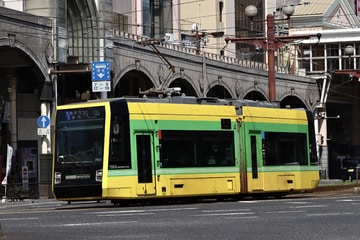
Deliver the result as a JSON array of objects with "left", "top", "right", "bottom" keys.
[{"left": 86, "top": 95, "right": 280, "bottom": 115}]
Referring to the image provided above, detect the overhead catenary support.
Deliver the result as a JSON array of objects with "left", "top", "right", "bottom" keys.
[{"left": 225, "top": 5, "right": 321, "bottom": 102}]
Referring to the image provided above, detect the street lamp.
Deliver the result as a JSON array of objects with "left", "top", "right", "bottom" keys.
[
  {"left": 345, "top": 45, "right": 354, "bottom": 69},
  {"left": 225, "top": 5, "right": 320, "bottom": 102},
  {"left": 344, "top": 45, "right": 354, "bottom": 56}
]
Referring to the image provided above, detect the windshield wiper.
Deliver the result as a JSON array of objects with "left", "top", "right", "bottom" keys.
[{"left": 58, "top": 154, "right": 82, "bottom": 167}]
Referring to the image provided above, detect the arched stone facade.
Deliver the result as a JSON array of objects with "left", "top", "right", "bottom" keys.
[{"left": 112, "top": 35, "right": 319, "bottom": 110}]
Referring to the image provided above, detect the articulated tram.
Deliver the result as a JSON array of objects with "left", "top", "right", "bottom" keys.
[{"left": 52, "top": 96, "right": 319, "bottom": 204}]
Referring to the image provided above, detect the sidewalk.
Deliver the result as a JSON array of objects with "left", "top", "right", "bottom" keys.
[
  {"left": 317, "top": 179, "right": 359, "bottom": 190},
  {"left": 0, "top": 197, "right": 58, "bottom": 206},
  {"left": 305, "top": 179, "right": 359, "bottom": 197}
]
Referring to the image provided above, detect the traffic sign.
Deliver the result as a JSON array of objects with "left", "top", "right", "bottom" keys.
[
  {"left": 22, "top": 166, "right": 29, "bottom": 189},
  {"left": 92, "top": 61, "right": 110, "bottom": 81},
  {"left": 22, "top": 166, "right": 28, "bottom": 177},
  {"left": 92, "top": 81, "right": 111, "bottom": 92},
  {"left": 37, "top": 115, "right": 50, "bottom": 128},
  {"left": 37, "top": 128, "right": 50, "bottom": 135}
]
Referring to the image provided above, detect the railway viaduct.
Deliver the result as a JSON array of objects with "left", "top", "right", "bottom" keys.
[{"left": 112, "top": 32, "right": 318, "bottom": 110}]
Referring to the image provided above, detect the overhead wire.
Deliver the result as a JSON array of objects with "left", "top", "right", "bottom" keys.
[{"left": 1, "top": 1, "right": 359, "bottom": 53}]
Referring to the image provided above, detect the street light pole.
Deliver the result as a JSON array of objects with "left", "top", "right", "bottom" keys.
[
  {"left": 266, "top": 14, "right": 276, "bottom": 102},
  {"left": 225, "top": 5, "right": 320, "bottom": 102}
]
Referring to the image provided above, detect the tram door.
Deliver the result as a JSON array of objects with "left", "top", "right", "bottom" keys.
[
  {"left": 135, "top": 133, "right": 156, "bottom": 196},
  {"left": 248, "top": 132, "right": 264, "bottom": 192}
]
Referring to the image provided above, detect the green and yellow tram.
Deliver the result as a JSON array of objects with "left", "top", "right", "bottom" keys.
[{"left": 52, "top": 96, "right": 319, "bottom": 204}]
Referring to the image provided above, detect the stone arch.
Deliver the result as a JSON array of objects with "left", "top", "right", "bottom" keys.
[
  {"left": 243, "top": 90, "right": 267, "bottom": 101},
  {"left": 0, "top": 38, "right": 51, "bottom": 190},
  {"left": 0, "top": 38, "right": 50, "bottom": 87},
  {"left": 114, "top": 68, "right": 155, "bottom": 97},
  {"left": 280, "top": 95, "right": 307, "bottom": 109},
  {"left": 167, "top": 73, "right": 199, "bottom": 97},
  {"left": 207, "top": 80, "right": 233, "bottom": 99},
  {"left": 243, "top": 84, "right": 268, "bottom": 101},
  {"left": 207, "top": 85, "right": 232, "bottom": 99},
  {"left": 113, "top": 64, "right": 157, "bottom": 89}
]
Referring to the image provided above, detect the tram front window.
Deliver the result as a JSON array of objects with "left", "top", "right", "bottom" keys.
[{"left": 55, "top": 107, "right": 105, "bottom": 164}]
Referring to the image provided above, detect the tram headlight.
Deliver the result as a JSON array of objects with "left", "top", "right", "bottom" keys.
[
  {"left": 95, "top": 169, "right": 102, "bottom": 182},
  {"left": 54, "top": 172, "right": 62, "bottom": 185}
]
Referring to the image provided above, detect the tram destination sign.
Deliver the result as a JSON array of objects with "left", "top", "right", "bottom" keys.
[{"left": 92, "top": 61, "right": 111, "bottom": 92}]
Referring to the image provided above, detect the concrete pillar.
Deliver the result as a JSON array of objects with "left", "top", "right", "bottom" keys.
[
  {"left": 24, "top": 0, "right": 67, "bottom": 63},
  {"left": 350, "top": 80, "right": 360, "bottom": 156},
  {"left": 24, "top": 0, "right": 66, "bottom": 198}
]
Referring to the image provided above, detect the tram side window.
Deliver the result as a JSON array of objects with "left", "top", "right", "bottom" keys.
[
  {"left": 160, "top": 130, "right": 235, "bottom": 168},
  {"left": 262, "top": 132, "right": 307, "bottom": 166},
  {"left": 108, "top": 116, "right": 130, "bottom": 169}
]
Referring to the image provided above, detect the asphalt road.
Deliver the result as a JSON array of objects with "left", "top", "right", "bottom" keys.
[{"left": 0, "top": 187, "right": 360, "bottom": 240}]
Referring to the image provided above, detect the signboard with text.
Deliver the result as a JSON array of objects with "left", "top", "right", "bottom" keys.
[{"left": 92, "top": 61, "right": 111, "bottom": 92}]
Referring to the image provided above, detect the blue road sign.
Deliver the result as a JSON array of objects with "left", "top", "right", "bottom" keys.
[
  {"left": 92, "top": 61, "right": 110, "bottom": 81},
  {"left": 37, "top": 115, "right": 50, "bottom": 128}
]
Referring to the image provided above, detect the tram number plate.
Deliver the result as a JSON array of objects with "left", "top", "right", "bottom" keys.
[
  {"left": 37, "top": 128, "right": 50, "bottom": 135},
  {"left": 92, "top": 81, "right": 111, "bottom": 92}
]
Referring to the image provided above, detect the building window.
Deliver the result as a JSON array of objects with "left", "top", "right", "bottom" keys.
[
  {"left": 219, "top": 1, "right": 223, "bottom": 22},
  {"left": 113, "top": 14, "right": 128, "bottom": 32}
]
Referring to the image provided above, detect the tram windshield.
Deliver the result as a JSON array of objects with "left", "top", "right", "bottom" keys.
[{"left": 55, "top": 107, "right": 105, "bottom": 165}]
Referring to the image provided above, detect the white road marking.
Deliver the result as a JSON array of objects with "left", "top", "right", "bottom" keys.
[
  {"left": 290, "top": 204, "right": 327, "bottom": 209},
  {"left": 225, "top": 216, "right": 258, "bottom": 219},
  {"left": 192, "top": 212, "right": 255, "bottom": 217},
  {"left": 265, "top": 210, "right": 304, "bottom": 214},
  {"left": 98, "top": 213, "right": 154, "bottom": 217},
  {"left": 0, "top": 217, "right": 39, "bottom": 221},
  {"left": 60, "top": 221, "right": 138, "bottom": 227},
  {"left": 336, "top": 199, "right": 360, "bottom": 202},
  {"left": 307, "top": 213, "right": 354, "bottom": 216},
  {"left": 91, "top": 207, "right": 198, "bottom": 215},
  {"left": 202, "top": 209, "right": 251, "bottom": 213}
]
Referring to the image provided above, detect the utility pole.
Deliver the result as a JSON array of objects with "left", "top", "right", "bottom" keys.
[{"left": 225, "top": 5, "right": 320, "bottom": 102}]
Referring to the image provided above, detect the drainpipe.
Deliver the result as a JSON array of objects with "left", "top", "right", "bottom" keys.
[{"left": 8, "top": 78, "right": 17, "bottom": 154}]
